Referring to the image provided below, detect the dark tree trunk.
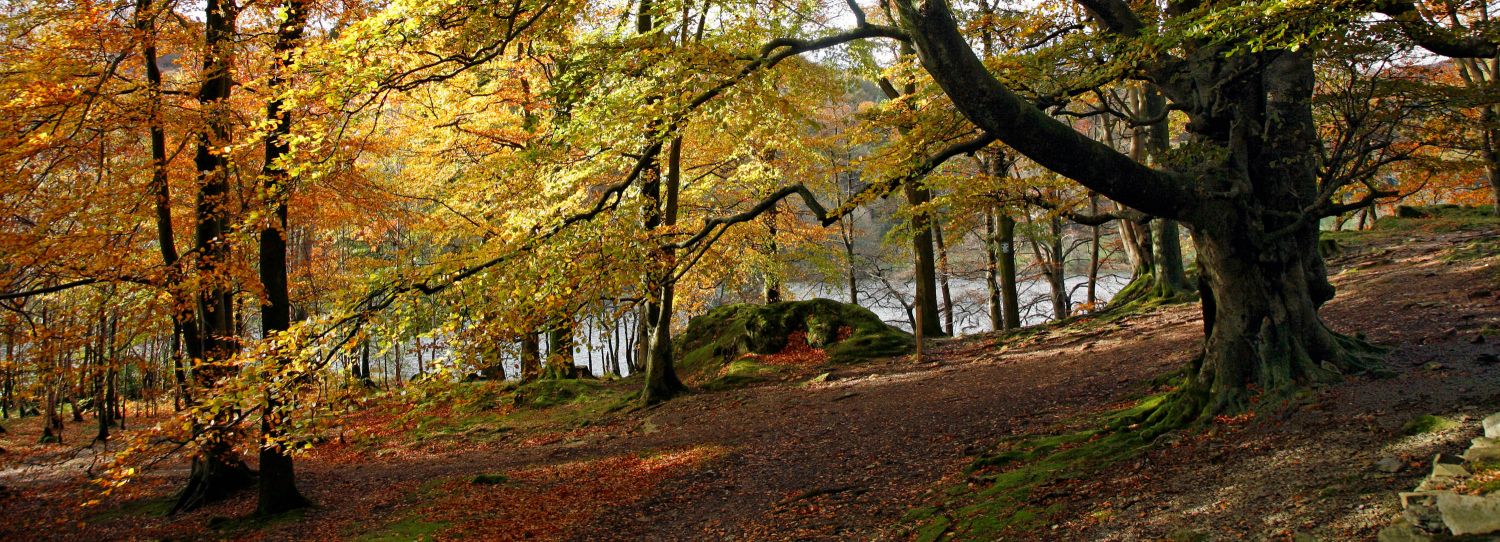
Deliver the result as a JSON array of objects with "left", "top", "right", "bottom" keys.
[
  {"left": 173, "top": 0, "right": 256, "bottom": 515},
  {"left": 254, "top": 0, "right": 310, "bottom": 516},
  {"left": 520, "top": 333, "right": 541, "bottom": 381},
  {"left": 764, "top": 203, "right": 782, "bottom": 304},
  {"left": 996, "top": 214, "right": 1021, "bottom": 329},
  {"left": 546, "top": 322, "right": 576, "bottom": 379},
  {"left": 640, "top": 134, "right": 688, "bottom": 404}
]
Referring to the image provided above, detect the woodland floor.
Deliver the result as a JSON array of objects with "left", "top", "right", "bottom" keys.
[{"left": 1, "top": 218, "right": 1498, "bottom": 541}]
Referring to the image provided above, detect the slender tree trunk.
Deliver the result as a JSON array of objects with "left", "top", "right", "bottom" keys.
[
  {"left": 546, "top": 322, "right": 575, "bottom": 379},
  {"left": 934, "top": 222, "right": 954, "bottom": 335},
  {"left": 640, "top": 132, "right": 688, "bottom": 404},
  {"left": 763, "top": 203, "right": 782, "bottom": 304},
  {"left": 905, "top": 182, "right": 945, "bottom": 337},
  {"left": 983, "top": 208, "right": 1003, "bottom": 331},
  {"left": 1048, "top": 216, "right": 1069, "bottom": 320},
  {"left": 1087, "top": 194, "right": 1101, "bottom": 308}
]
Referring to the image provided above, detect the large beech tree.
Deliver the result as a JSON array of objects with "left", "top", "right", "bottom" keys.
[{"left": 890, "top": 0, "right": 1394, "bottom": 416}]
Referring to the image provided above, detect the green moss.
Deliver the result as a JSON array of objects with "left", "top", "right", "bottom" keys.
[
  {"left": 674, "top": 298, "right": 913, "bottom": 381},
  {"left": 91, "top": 497, "right": 174, "bottom": 522},
  {"left": 914, "top": 515, "right": 951, "bottom": 542},
  {"left": 1401, "top": 414, "right": 1459, "bottom": 436},
  {"left": 1323, "top": 205, "right": 1499, "bottom": 247},
  {"left": 471, "top": 473, "right": 510, "bottom": 485},
  {"left": 355, "top": 516, "right": 450, "bottom": 542},
  {"left": 511, "top": 378, "right": 609, "bottom": 409},
  {"left": 701, "top": 359, "right": 783, "bottom": 391},
  {"left": 207, "top": 509, "right": 307, "bottom": 533},
  {"left": 903, "top": 387, "right": 1199, "bottom": 540}
]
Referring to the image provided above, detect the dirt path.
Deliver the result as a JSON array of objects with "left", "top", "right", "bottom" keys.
[{"left": 1, "top": 224, "right": 1496, "bottom": 541}]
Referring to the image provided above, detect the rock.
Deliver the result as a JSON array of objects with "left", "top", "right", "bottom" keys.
[
  {"left": 1377, "top": 456, "right": 1405, "bottom": 473},
  {"left": 1486, "top": 412, "right": 1500, "bottom": 439},
  {"left": 1424, "top": 362, "right": 1446, "bottom": 371},
  {"left": 1401, "top": 492, "right": 1446, "bottom": 533},
  {"left": 1436, "top": 492, "right": 1500, "bottom": 536},
  {"left": 1430, "top": 460, "right": 1470, "bottom": 480},
  {"left": 1377, "top": 519, "right": 1434, "bottom": 542},
  {"left": 1478, "top": 353, "right": 1499, "bottom": 365},
  {"left": 1464, "top": 437, "right": 1500, "bottom": 463}
]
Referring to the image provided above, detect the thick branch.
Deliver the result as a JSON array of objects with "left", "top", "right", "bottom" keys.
[
  {"left": 895, "top": 0, "right": 1197, "bottom": 220},
  {"left": 1376, "top": 1, "right": 1497, "bottom": 58}
]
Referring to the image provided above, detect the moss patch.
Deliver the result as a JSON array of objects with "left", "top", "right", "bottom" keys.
[
  {"left": 674, "top": 298, "right": 913, "bottom": 381},
  {"left": 701, "top": 359, "right": 784, "bottom": 391},
  {"left": 903, "top": 388, "right": 1194, "bottom": 540},
  {"left": 354, "top": 516, "right": 450, "bottom": 542},
  {"left": 1401, "top": 414, "right": 1459, "bottom": 436}
]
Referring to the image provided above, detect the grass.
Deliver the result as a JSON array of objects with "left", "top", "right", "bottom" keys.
[{"left": 90, "top": 496, "right": 174, "bottom": 522}]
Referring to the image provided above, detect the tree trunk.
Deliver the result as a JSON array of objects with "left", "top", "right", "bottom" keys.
[
  {"left": 1087, "top": 194, "right": 1101, "bottom": 308},
  {"left": 983, "top": 208, "right": 1003, "bottom": 331},
  {"left": 996, "top": 214, "right": 1021, "bottom": 329},
  {"left": 254, "top": 0, "right": 310, "bottom": 516},
  {"left": 520, "top": 333, "right": 541, "bottom": 382},
  {"left": 897, "top": 2, "right": 1382, "bottom": 420},
  {"left": 905, "top": 182, "right": 946, "bottom": 338},
  {"left": 545, "top": 322, "right": 575, "bottom": 379},
  {"left": 934, "top": 222, "right": 954, "bottom": 335},
  {"left": 763, "top": 203, "right": 782, "bottom": 304},
  {"left": 639, "top": 133, "right": 687, "bottom": 404},
  {"left": 174, "top": 0, "right": 255, "bottom": 515}
]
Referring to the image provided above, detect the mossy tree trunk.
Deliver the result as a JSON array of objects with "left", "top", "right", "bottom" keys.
[{"left": 898, "top": 0, "right": 1384, "bottom": 419}]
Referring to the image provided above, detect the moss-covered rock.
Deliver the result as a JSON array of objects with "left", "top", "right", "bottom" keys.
[{"left": 675, "top": 298, "right": 913, "bottom": 378}]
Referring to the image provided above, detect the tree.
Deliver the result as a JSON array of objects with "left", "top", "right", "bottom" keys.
[
  {"left": 255, "top": 0, "right": 312, "bottom": 515},
  {"left": 891, "top": 0, "right": 1392, "bottom": 418}
]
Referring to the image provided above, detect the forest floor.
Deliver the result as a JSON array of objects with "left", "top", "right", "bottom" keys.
[{"left": 1, "top": 214, "right": 1498, "bottom": 541}]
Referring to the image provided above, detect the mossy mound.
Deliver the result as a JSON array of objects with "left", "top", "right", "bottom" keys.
[{"left": 675, "top": 298, "right": 913, "bottom": 377}]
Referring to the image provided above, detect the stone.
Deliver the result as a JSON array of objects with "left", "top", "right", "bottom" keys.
[
  {"left": 1424, "top": 362, "right": 1446, "bottom": 371},
  {"left": 1430, "top": 461, "right": 1470, "bottom": 480},
  {"left": 1401, "top": 493, "right": 1446, "bottom": 533},
  {"left": 1464, "top": 437, "right": 1500, "bottom": 463},
  {"left": 1486, "top": 413, "right": 1500, "bottom": 440},
  {"left": 1377, "top": 456, "right": 1405, "bottom": 473},
  {"left": 1377, "top": 519, "right": 1434, "bottom": 542},
  {"left": 1436, "top": 492, "right": 1500, "bottom": 536}
]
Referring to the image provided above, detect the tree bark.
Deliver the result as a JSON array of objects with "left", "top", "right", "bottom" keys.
[
  {"left": 254, "top": 0, "right": 310, "bottom": 516},
  {"left": 934, "top": 222, "right": 954, "bottom": 335},
  {"left": 520, "top": 333, "right": 541, "bottom": 382}
]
